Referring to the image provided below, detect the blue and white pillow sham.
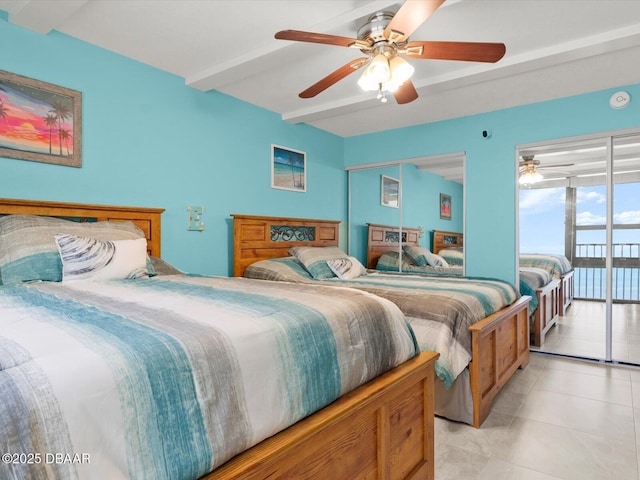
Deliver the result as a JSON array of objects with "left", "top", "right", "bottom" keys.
[
  {"left": 326, "top": 256, "right": 367, "bottom": 279},
  {"left": 55, "top": 234, "right": 149, "bottom": 281}
]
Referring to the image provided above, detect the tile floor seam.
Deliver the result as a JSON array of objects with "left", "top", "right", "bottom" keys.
[{"left": 530, "top": 383, "right": 633, "bottom": 408}]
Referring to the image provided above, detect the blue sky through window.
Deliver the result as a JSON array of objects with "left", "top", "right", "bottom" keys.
[{"left": 520, "top": 182, "right": 640, "bottom": 254}]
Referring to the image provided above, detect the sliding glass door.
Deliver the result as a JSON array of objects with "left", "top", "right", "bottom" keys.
[{"left": 519, "top": 130, "right": 640, "bottom": 364}]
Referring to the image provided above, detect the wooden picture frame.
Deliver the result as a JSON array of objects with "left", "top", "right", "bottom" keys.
[
  {"left": 0, "top": 70, "right": 82, "bottom": 167},
  {"left": 381, "top": 175, "right": 399, "bottom": 208},
  {"left": 271, "top": 144, "right": 306, "bottom": 192},
  {"left": 440, "top": 193, "right": 452, "bottom": 220}
]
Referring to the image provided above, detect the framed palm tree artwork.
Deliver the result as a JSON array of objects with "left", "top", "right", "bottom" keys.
[
  {"left": 271, "top": 144, "right": 306, "bottom": 192},
  {"left": 0, "top": 70, "right": 82, "bottom": 167}
]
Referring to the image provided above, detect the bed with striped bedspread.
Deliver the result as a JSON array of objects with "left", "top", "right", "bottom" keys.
[
  {"left": 519, "top": 253, "right": 573, "bottom": 277},
  {"left": 0, "top": 274, "right": 417, "bottom": 480},
  {"left": 244, "top": 257, "right": 519, "bottom": 389}
]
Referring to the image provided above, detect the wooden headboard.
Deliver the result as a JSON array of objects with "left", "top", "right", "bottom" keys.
[
  {"left": 231, "top": 214, "right": 340, "bottom": 276},
  {"left": 366, "top": 223, "right": 421, "bottom": 269},
  {"left": 432, "top": 230, "right": 463, "bottom": 254},
  {"left": 0, "top": 198, "right": 164, "bottom": 257}
]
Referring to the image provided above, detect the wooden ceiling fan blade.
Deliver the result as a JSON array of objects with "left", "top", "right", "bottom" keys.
[
  {"left": 384, "top": 0, "right": 445, "bottom": 43},
  {"left": 405, "top": 41, "right": 506, "bottom": 63},
  {"left": 537, "top": 163, "right": 575, "bottom": 169},
  {"left": 393, "top": 80, "right": 418, "bottom": 104},
  {"left": 299, "top": 57, "right": 369, "bottom": 99},
  {"left": 275, "top": 30, "right": 368, "bottom": 48}
]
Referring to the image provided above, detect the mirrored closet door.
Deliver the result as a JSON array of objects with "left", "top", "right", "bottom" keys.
[{"left": 347, "top": 153, "right": 465, "bottom": 275}]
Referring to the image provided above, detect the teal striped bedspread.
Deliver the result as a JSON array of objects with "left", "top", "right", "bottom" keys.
[
  {"left": 519, "top": 267, "right": 553, "bottom": 316},
  {"left": 519, "top": 253, "right": 573, "bottom": 277},
  {"left": 381, "top": 250, "right": 555, "bottom": 317},
  {"left": 0, "top": 275, "right": 417, "bottom": 480},
  {"left": 245, "top": 257, "right": 519, "bottom": 388}
]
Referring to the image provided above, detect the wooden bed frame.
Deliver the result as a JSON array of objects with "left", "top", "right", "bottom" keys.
[
  {"left": 232, "top": 215, "right": 530, "bottom": 429},
  {"left": 0, "top": 197, "right": 164, "bottom": 257},
  {"left": 558, "top": 270, "right": 574, "bottom": 316},
  {"left": 429, "top": 228, "right": 566, "bottom": 347},
  {"left": 0, "top": 199, "right": 439, "bottom": 480}
]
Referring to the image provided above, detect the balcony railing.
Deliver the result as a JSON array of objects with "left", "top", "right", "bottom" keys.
[{"left": 574, "top": 243, "right": 640, "bottom": 301}]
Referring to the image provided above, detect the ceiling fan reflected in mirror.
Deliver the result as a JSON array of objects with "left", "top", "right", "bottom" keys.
[
  {"left": 275, "top": 0, "right": 506, "bottom": 104},
  {"left": 519, "top": 155, "right": 574, "bottom": 186}
]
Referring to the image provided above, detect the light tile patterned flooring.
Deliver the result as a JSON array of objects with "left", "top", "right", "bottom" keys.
[
  {"left": 534, "top": 300, "right": 640, "bottom": 363},
  {"left": 436, "top": 301, "right": 640, "bottom": 480}
]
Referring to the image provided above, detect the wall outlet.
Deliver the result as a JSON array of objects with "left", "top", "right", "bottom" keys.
[{"left": 187, "top": 205, "right": 205, "bottom": 231}]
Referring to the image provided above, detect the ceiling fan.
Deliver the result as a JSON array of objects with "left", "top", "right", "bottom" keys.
[
  {"left": 519, "top": 155, "right": 574, "bottom": 186},
  {"left": 274, "top": 0, "right": 506, "bottom": 104}
]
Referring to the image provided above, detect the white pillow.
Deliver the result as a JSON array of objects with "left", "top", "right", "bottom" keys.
[
  {"left": 55, "top": 234, "right": 149, "bottom": 282},
  {"left": 326, "top": 256, "right": 367, "bottom": 279},
  {"left": 425, "top": 252, "right": 449, "bottom": 268}
]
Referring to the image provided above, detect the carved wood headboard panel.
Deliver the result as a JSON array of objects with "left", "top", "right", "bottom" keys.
[
  {"left": 432, "top": 230, "right": 464, "bottom": 254},
  {"left": 366, "top": 223, "right": 421, "bottom": 269},
  {"left": 0, "top": 198, "right": 164, "bottom": 257},
  {"left": 231, "top": 214, "right": 341, "bottom": 277}
]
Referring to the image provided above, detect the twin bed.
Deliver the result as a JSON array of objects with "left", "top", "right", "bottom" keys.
[
  {"left": 232, "top": 215, "right": 530, "bottom": 429},
  {"left": 0, "top": 199, "right": 438, "bottom": 480}
]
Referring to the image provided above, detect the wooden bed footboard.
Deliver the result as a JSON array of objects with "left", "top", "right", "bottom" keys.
[
  {"left": 202, "top": 351, "right": 439, "bottom": 480},
  {"left": 468, "top": 296, "right": 530, "bottom": 428},
  {"left": 531, "top": 279, "right": 561, "bottom": 347},
  {"left": 559, "top": 270, "right": 574, "bottom": 316}
]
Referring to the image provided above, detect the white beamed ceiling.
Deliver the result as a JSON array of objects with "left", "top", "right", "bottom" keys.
[{"left": 1, "top": 0, "right": 638, "bottom": 140}]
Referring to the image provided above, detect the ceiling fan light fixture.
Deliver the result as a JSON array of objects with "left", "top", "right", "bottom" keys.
[
  {"left": 368, "top": 53, "right": 391, "bottom": 83},
  {"left": 389, "top": 55, "right": 414, "bottom": 84},
  {"left": 519, "top": 169, "right": 543, "bottom": 186},
  {"left": 357, "top": 66, "right": 379, "bottom": 91}
]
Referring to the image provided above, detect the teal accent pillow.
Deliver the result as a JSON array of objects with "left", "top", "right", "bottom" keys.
[
  {"left": 288, "top": 246, "right": 348, "bottom": 279},
  {"left": 375, "top": 250, "right": 415, "bottom": 271},
  {"left": 403, "top": 245, "right": 449, "bottom": 268},
  {"left": 439, "top": 247, "right": 464, "bottom": 266}
]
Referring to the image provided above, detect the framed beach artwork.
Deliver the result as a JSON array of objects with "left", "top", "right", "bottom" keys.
[
  {"left": 381, "top": 175, "right": 399, "bottom": 208},
  {"left": 0, "top": 70, "right": 82, "bottom": 167},
  {"left": 271, "top": 144, "right": 306, "bottom": 192},
  {"left": 440, "top": 193, "right": 452, "bottom": 220}
]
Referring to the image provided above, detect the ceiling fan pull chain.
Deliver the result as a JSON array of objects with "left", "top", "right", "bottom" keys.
[{"left": 376, "top": 84, "right": 388, "bottom": 103}]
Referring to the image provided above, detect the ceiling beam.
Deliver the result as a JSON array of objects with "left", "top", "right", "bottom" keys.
[
  {"left": 281, "top": 22, "right": 640, "bottom": 125},
  {"left": 6, "top": 0, "right": 88, "bottom": 34},
  {"left": 185, "top": 0, "right": 400, "bottom": 92}
]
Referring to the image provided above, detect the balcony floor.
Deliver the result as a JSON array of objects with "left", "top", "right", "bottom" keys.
[{"left": 532, "top": 299, "right": 640, "bottom": 364}]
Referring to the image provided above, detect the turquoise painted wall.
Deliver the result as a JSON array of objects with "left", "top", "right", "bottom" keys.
[
  {"left": 0, "top": 17, "right": 346, "bottom": 275},
  {"left": 345, "top": 84, "right": 640, "bottom": 283}
]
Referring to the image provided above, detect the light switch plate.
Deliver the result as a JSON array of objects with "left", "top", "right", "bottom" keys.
[{"left": 187, "top": 205, "right": 205, "bottom": 231}]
